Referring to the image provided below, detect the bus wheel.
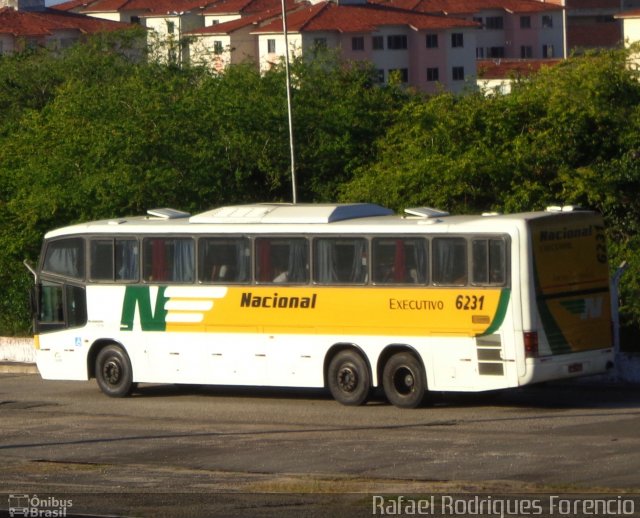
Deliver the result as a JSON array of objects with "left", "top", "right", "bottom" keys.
[
  {"left": 382, "top": 352, "right": 426, "bottom": 408},
  {"left": 95, "top": 345, "right": 134, "bottom": 398},
  {"left": 327, "top": 350, "right": 370, "bottom": 406}
]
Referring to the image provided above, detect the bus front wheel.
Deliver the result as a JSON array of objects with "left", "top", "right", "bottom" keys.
[
  {"left": 327, "top": 350, "right": 370, "bottom": 406},
  {"left": 382, "top": 352, "right": 426, "bottom": 408},
  {"left": 95, "top": 344, "right": 134, "bottom": 398}
]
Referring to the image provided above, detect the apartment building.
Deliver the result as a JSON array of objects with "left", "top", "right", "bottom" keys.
[
  {"left": 0, "top": 0, "right": 131, "bottom": 55},
  {"left": 49, "top": 0, "right": 566, "bottom": 92}
]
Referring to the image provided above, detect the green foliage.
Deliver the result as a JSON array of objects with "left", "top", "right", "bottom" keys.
[
  {"left": 341, "top": 48, "right": 640, "bottom": 343},
  {"left": 1, "top": 39, "right": 640, "bottom": 345}
]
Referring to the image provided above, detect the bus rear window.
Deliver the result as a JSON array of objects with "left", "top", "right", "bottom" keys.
[{"left": 42, "top": 238, "right": 85, "bottom": 279}]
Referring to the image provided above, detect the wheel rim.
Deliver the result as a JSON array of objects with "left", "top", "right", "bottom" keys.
[
  {"left": 337, "top": 365, "right": 358, "bottom": 393},
  {"left": 392, "top": 366, "right": 415, "bottom": 395},
  {"left": 102, "top": 358, "right": 123, "bottom": 386}
]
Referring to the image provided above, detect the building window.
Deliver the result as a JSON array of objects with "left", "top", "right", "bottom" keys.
[
  {"left": 451, "top": 33, "right": 464, "bottom": 48},
  {"left": 131, "top": 16, "right": 141, "bottom": 24},
  {"left": 352, "top": 36, "right": 365, "bottom": 51},
  {"left": 488, "top": 46, "right": 505, "bottom": 58},
  {"left": 314, "top": 38, "right": 327, "bottom": 49},
  {"left": 485, "top": 16, "right": 504, "bottom": 30},
  {"left": 214, "top": 40, "right": 223, "bottom": 55},
  {"left": 372, "top": 35, "right": 384, "bottom": 50},
  {"left": 376, "top": 69, "right": 385, "bottom": 83},
  {"left": 389, "top": 68, "right": 409, "bottom": 83},
  {"left": 521, "top": 45, "right": 532, "bottom": 58},
  {"left": 542, "top": 44, "right": 554, "bottom": 58},
  {"left": 473, "top": 16, "right": 482, "bottom": 28},
  {"left": 166, "top": 21, "right": 175, "bottom": 34},
  {"left": 476, "top": 47, "right": 485, "bottom": 58},
  {"left": 387, "top": 35, "right": 408, "bottom": 50},
  {"left": 452, "top": 66, "right": 465, "bottom": 81},
  {"left": 267, "top": 38, "right": 276, "bottom": 53},
  {"left": 542, "top": 15, "right": 553, "bottom": 28},
  {"left": 426, "top": 34, "right": 438, "bottom": 48},
  {"left": 426, "top": 67, "right": 439, "bottom": 81},
  {"left": 520, "top": 16, "right": 531, "bottom": 29}
]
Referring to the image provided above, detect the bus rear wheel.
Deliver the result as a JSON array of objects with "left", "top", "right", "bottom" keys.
[
  {"left": 95, "top": 344, "right": 134, "bottom": 398},
  {"left": 382, "top": 352, "right": 426, "bottom": 408},
  {"left": 327, "top": 350, "right": 370, "bottom": 406}
]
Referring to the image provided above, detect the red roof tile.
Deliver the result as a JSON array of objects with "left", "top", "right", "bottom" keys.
[
  {"left": 203, "top": 0, "right": 293, "bottom": 15},
  {"left": 0, "top": 6, "right": 131, "bottom": 36},
  {"left": 568, "top": 22, "right": 621, "bottom": 47},
  {"left": 374, "top": 0, "right": 562, "bottom": 15},
  {"left": 564, "top": 0, "right": 620, "bottom": 9},
  {"left": 254, "top": 1, "right": 478, "bottom": 34},
  {"left": 51, "top": 0, "right": 93, "bottom": 11}
]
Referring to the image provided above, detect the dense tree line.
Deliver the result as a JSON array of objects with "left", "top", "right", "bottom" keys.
[{"left": 1, "top": 33, "right": 639, "bottom": 346}]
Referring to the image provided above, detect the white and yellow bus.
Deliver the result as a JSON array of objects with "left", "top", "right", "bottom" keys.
[{"left": 30, "top": 203, "right": 614, "bottom": 408}]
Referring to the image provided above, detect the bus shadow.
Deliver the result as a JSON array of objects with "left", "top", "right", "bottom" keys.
[
  {"left": 130, "top": 381, "right": 640, "bottom": 410},
  {"left": 431, "top": 381, "right": 640, "bottom": 410}
]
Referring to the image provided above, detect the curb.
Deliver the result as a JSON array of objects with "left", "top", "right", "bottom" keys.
[{"left": 0, "top": 362, "right": 39, "bottom": 374}]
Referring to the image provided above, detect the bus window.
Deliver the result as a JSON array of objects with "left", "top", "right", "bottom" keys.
[
  {"left": 143, "top": 238, "right": 194, "bottom": 283},
  {"left": 39, "top": 281, "right": 65, "bottom": 329},
  {"left": 372, "top": 238, "right": 428, "bottom": 285},
  {"left": 37, "top": 281, "right": 86, "bottom": 332},
  {"left": 432, "top": 237, "right": 467, "bottom": 285},
  {"left": 472, "top": 238, "right": 506, "bottom": 285},
  {"left": 90, "top": 238, "right": 138, "bottom": 282},
  {"left": 314, "top": 238, "right": 368, "bottom": 284},
  {"left": 255, "top": 237, "right": 308, "bottom": 284},
  {"left": 43, "top": 238, "right": 85, "bottom": 279},
  {"left": 199, "top": 237, "right": 250, "bottom": 283}
]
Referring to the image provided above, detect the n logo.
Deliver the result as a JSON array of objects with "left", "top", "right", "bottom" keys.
[
  {"left": 560, "top": 296, "right": 603, "bottom": 320},
  {"left": 120, "top": 286, "right": 168, "bottom": 331}
]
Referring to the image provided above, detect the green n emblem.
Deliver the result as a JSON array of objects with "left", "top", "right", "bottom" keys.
[{"left": 120, "top": 286, "right": 168, "bottom": 331}]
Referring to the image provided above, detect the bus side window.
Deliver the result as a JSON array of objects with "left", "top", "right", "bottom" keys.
[
  {"left": 143, "top": 237, "right": 195, "bottom": 283},
  {"left": 255, "top": 237, "right": 308, "bottom": 284},
  {"left": 432, "top": 237, "right": 467, "bottom": 285},
  {"left": 472, "top": 238, "right": 506, "bottom": 285},
  {"left": 199, "top": 237, "right": 250, "bottom": 283},
  {"left": 90, "top": 239, "right": 139, "bottom": 282},
  {"left": 314, "top": 238, "right": 368, "bottom": 284},
  {"left": 372, "top": 238, "right": 428, "bottom": 285},
  {"left": 43, "top": 238, "right": 85, "bottom": 279}
]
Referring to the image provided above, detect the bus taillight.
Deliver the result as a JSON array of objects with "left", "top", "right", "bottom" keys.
[{"left": 524, "top": 332, "right": 538, "bottom": 358}]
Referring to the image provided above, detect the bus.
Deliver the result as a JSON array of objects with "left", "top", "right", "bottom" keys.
[{"left": 29, "top": 203, "right": 614, "bottom": 408}]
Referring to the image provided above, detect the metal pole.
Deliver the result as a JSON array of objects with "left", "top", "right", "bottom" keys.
[{"left": 280, "top": 0, "right": 297, "bottom": 203}]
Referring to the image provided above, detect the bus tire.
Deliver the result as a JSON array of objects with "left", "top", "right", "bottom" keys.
[
  {"left": 95, "top": 344, "right": 134, "bottom": 398},
  {"left": 382, "top": 352, "right": 426, "bottom": 408},
  {"left": 327, "top": 350, "right": 370, "bottom": 406}
]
